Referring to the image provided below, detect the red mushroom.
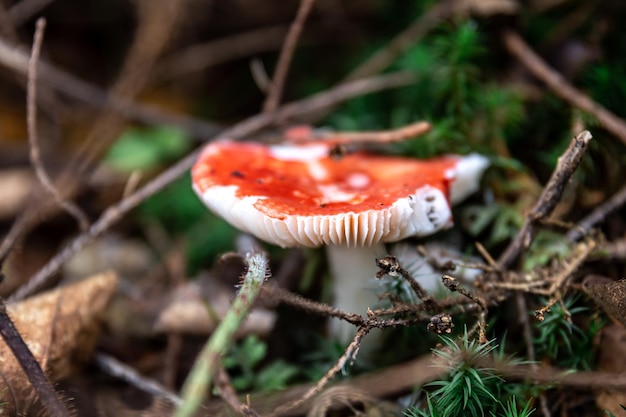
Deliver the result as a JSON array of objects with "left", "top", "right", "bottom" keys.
[{"left": 192, "top": 138, "right": 489, "bottom": 344}]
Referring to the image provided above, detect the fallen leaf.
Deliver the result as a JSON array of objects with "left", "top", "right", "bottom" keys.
[
  {"left": 0, "top": 271, "right": 119, "bottom": 414},
  {"left": 582, "top": 275, "right": 626, "bottom": 327}
]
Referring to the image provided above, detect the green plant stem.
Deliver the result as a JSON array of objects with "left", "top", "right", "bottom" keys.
[{"left": 174, "top": 253, "right": 269, "bottom": 417}]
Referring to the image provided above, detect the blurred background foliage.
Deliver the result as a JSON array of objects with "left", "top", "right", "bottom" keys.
[{"left": 2, "top": 0, "right": 626, "bottom": 414}]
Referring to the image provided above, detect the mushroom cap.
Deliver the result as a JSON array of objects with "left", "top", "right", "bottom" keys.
[{"left": 192, "top": 140, "right": 489, "bottom": 248}]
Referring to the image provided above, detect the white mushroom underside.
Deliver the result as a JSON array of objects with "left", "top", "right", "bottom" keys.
[{"left": 193, "top": 184, "right": 453, "bottom": 248}]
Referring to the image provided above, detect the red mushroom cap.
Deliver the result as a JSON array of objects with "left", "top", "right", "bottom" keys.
[{"left": 192, "top": 140, "right": 486, "bottom": 247}]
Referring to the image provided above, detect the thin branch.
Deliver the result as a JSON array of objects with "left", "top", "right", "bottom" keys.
[
  {"left": 567, "top": 181, "right": 626, "bottom": 241},
  {"left": 502, "top": 29, "right": 626, "bottom": 145},
  {"left": 263, "top": 0, "right": 316, "bottom": 113},
  {"left": 215, "top": 367, "right": 260, "bottom": 417},
  {"left": 0, "top": 299, "right": 71, "bottom": 417},
  {"left": 289, "top": 120, "right": 431, "bottom": 145},
  {"left": 263, "top": 327, "right": 370, "bottom": 417},
  {"left": 497, "top": 130, "right": 592, "bottom": 269},
  {"left": 0, "top": 33, "right": 221, "bottom": 139},
  {"left": 27, "top": 18, "right": 89, "bottom": 232},
  {"left": 9, "top": 70, "right": 415, "bottom": 300},
  {"left": 94, "top": 352, "right": 181, "bottom": 406},
  {"left": 262, "top": 285, "right": 364, "bottom": 326},
  {"left": 156, "top": 24, "right": 289, "bottom": 83}
]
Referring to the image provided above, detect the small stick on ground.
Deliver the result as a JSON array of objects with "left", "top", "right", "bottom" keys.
[
  {"left": 497, "top": 130, "right": 592, "bottom": 269},
  {"left": 263, "top": 0, "right": 316, "bottom": 113},
  {"left": 94, "top": 352, "right": 181, "bottom": 406},
  {"left": 0, "top": 298, "right": 71, "bottom": 417},
  {"left": 215, "top": 367, "right": 260, "bottom": 417},
  {"left": 27, "top": 18, "right": 89, "bottom": 231},
  {"left": 264, "top": 327, "right": 370, "bottom": 417}
]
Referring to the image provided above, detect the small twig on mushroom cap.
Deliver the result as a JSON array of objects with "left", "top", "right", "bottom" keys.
[{"left": 287, "top": 120, "right": 431, "bottom": 146}]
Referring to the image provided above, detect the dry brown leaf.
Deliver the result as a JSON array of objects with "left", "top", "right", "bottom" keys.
[
  {"left": 0, "top": 271, "right": 119, "bottom": 414},
  {"left": 583, "top": 276, "right": 626, "bottom": 327}
]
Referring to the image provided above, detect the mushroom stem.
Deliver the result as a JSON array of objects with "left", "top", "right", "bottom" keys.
[{"left": 325, "top": 243, "right": 386, "bottom": 347}]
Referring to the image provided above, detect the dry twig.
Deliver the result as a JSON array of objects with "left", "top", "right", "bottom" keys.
[
  {"left": 0, "top": 35, "right": 221, "bottom": 138},
  {"left": 264, "top": 327, "right": 369, "bottom": 417},
  {"left": 27, "top": 18, "right": 89, "bottom": 232},
  {"left": 503, "top": 30, "right": 626, "bottom": 145},
  {"left": 497, "top": 130, "right": 592, "bottom": 269},
  {"left": 157, "top": 25, "right": 289, "bottom": 82},
  {"left": 567, "top": 181, "right": 626, "bottom": 241},
  {"left": 0, "top": 296, "right": 71, "bottom": 417},
  {"left": 94, "top": 352, "right": 181, "bottom": 406},
  {"left": 263, "top": 0, "right": 316, "bottom": 113},
  {"left": 215, "top": 367, "right": 260, "bottom": 417}
]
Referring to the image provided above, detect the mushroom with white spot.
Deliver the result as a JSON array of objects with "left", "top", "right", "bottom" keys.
[{"left": 191, "top": 136, "right": 489, "bottom": 347}]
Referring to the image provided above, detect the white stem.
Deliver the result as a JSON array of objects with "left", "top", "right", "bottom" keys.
[{"left": 325, "top": 243, "right": 386, "bottom": 348}]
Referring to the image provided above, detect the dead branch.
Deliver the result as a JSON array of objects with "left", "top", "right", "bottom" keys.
[
  {"left": 290, "top": 121, "right": 431, "bottom": 145},
  {"left": 264, "top": 327, "right": 370, "bottom": 417},
  {"left": 27, "top": 18, "right": 89, "bottom": 231},
  {"left": 263, "top": 0, "right": 316, "bottom": 113},
  {"left": 567, "top": 181, "right": 626, "bottom": 241},
  {"left": 502, "top": 30, "right": 626, "bottom": 145},
  {"left": 215, "top": 367, "right": 260, "bottom": 417},
  {"left": 497, "top": 130, "right": 592, "bottom": 269},
  {"left": 156, "top": 24, "right": 289, "bottom": 82},
  {"left": 0, "top": 298, "right": 71, "bottom": 417},
  {"left": 94, "top": 352, "right": 181, "bottom": 406},
  {"left": 262, "top": 285, "right": 364, "bottom": 326},
  {"left": 203, "top": 354, "right": 444, "bottom": 417},
  {"left": 0, "top": 34, "right": 221, "bottom": 138}
]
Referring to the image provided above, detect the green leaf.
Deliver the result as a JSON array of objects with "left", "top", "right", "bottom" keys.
[{"left": 106, "top": 125, "right": 190, "bottom": 172}]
